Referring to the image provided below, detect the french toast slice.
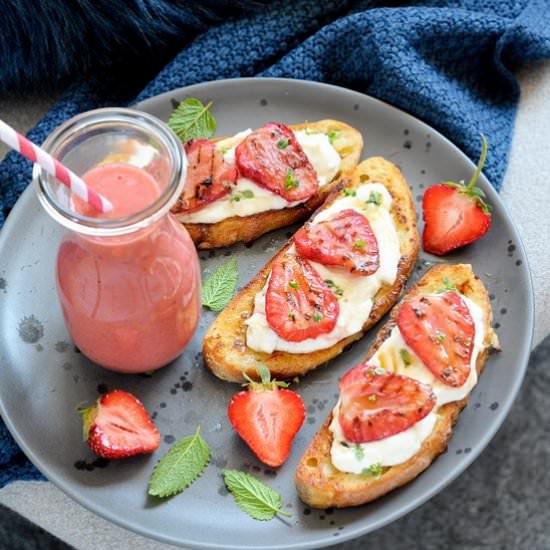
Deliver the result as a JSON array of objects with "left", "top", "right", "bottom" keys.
[
  {"left": 203, "top": 157, "right": 419, "bottom": 383},
  {"left": 295, "top": 263, "right": 499, "bottom": 509}
]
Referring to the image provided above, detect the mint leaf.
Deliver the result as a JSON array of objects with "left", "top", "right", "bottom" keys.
[
  {"left": 168, "top": 98, "right": 216, "bottom": 142},
  {"left": 148, "top": 427, "right": 210, "bottom": 498},
  {"left": 201, "top": 257, "right": 239, "bottom": 312},
  {"left": 223, "top": 470, "right": 291, "bottom": 521}
]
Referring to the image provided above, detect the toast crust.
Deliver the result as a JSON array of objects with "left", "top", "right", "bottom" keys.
[
  {"left": 295, "top": 263, "right": 499, "bottom": 509},
  {"left": 177, "top": 120, "right": 363, "bottom": 249},
  {"left": 203, "top": 157, "right": 420, "bottom": 383}
]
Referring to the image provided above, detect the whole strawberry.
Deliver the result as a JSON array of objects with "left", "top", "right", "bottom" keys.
[
  {"left": 422, "top": 135, "right": 491, "bottom": 255},
  {"left": 228, "top": 367, "right": 305, "bottom": 468},
  {"left": 80, "top": 389, "right": 160, "bottom": 459}
]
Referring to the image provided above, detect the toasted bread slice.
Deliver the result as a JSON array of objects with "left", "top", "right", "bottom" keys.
[
  {"left": 295, "top": 263, "right": 499, "bottom": 509},
  {"left": 203, "top": 157, "right": 420, "bottom": 383},
  {"left": 178, "top": 120, "right": 363, "bottom": 249}
]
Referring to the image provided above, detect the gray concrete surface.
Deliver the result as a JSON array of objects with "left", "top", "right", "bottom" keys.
[{"left": 0, "top": 61, "right": 549, "bottom": 549}]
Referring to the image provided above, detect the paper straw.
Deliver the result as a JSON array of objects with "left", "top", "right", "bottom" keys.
[{"left": 0, "top": 119, "right": 113, "bottom": 213}]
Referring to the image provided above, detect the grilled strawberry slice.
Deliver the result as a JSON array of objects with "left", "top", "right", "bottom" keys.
[
  {"left": 422, "top": 135, "right": 491, "bottom": 255},
  {"left": 295, "top": 209, "right": 379, "bottom": 275},
  {"left": 338, "top": 364, "right": 436, "bottom": 443},
  {"left": 265, "top": 254, "right": 339, "bottom": 342},
  {"left": 228, "top": 367, "right": 305, "bottom": 467},
  {"left": 172, "top": 139, "right": 237, "bottom": 214},
  {"left": 80, "top": 390, "right": 160, "bottom": 459},
  {"left": 397, "top": 291, "right": 475, "bottom": 387},
  {"left": 235, "top": 122, "right": 318, "bottom": 202}
]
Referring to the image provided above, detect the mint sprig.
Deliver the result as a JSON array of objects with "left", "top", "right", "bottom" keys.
[
  {"left": 223, "top": 470, "right": 291, "bottom": 521},
  {"left": 148, "top": 427, "right": 210, "bottom": 498},
  {"left": 168, "top": 98, "right": 216, "bottom": 142},
  {"left": 201, "top": 257, "right": 239, "bottom": 312}
]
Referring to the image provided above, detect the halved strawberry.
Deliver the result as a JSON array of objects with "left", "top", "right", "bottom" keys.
[
  {"left": 80, "top": 390, "right": 160, "bottom": 459},
  {"left": 422, "top": 135, "right": 491, "bottom": 255},
  {"left": 338, "top": 364, "right": 436, "bottom": 443},
  {"left": 228, "top": 367, "right": 305, "bottom": 467},
  {"left": 397, "top": 291, "right": 475, "bottom": 387}
]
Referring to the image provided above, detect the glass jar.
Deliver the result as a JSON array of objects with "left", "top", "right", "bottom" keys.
[{"left": 35, "top": 108, "right": 200, "bottom": 373}]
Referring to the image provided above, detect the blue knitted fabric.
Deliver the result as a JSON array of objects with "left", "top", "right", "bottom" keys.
[{"left": 0, "top": 0, "right": 549, "bottom": 486}]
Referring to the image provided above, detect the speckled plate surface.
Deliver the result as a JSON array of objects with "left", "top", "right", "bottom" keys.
[{"left": 0, "top": 78, "right": 533, "bottom": 549}]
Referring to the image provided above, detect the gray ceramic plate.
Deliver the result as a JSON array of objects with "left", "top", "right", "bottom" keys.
[{"left": 0, "top": 78, "right": 533, "bottom": 549}]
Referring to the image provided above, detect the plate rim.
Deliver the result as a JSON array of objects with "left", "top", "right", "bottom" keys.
[{"left": 0, "top": 76, "right": 535, "bottom": 550}]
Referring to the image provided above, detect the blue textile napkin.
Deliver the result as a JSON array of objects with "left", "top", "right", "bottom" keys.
[{"left": 0, "top": 0, "right": 549, "bottom": 487}]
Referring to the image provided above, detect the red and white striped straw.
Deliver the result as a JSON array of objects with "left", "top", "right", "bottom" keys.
[{"left": 0, "top": 119, "right": 112, "bottom": 213}]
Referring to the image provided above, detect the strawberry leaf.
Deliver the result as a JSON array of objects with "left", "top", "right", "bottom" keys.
[
  {"left": 148, "top": 427, "right": 210, "bottom": 498},
  {"left": 223, "top": 470, "right": 291, "bottom": 521},
  {"left": 201, "top": 257, "right": 239, "bottom": 312},
  {"left": 78, "top": 404, "right": 97, "bottom": 441},
  {"left": 168, "top": 98, "right": 216, "bottom": 142}
]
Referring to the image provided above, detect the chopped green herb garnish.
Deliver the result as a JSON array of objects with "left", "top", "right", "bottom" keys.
[
  {"left": 285, "top": 169, "right": 299, "bottom": 190},
  {"left": 435, "top": 333, "right": 446, "bottom": 344},
  {"left": 362, "top": 463, "right": 383, "bottom": 478},
  {"left": 354, "top": 239, "right": 366, "bottom": 249},
  {"left": 277, "top": 138, "right": 289, "bottom": 149},
  {"left": 288, "top": 280, "right": 298, "bottom": 289},
  {"left": 230, "top": 190, "right": 255, "bottom": 202},
  {"left": 366, "top": 191, "right": 383, "bottom": 206},
  {"left": 218, "top": 146, "right": 229, "bottom": 155},
  {"left": 327, "top": 129, "right": 340, "bottom": 145},
  {"left": 341, "top": 188, "right": 357, "bottom": 197},
  {"left": 324, "top": 279, "right": 344, "bottom": 297},
  {"left": 399, "top": 348, "right": 413, "bottom": 366},
  {"left": 354, "top": 445, "right": 365, "bottom": 461},
  {"left": 313, "top": 312, "right": 323, "bottom": 323},
  {"left": 367, "top": 394, "right": 377, "bottom": 402},
  {"left": 438, "top": 276, "right": 458, "bottom": 293}
]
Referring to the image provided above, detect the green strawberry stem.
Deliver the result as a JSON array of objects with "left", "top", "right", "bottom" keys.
[
  {"left": 467, "top": 134, "right": 488, "bottom": 191},
  {"left": 243, "top": 366, "right": 289, "bottom": 391}
]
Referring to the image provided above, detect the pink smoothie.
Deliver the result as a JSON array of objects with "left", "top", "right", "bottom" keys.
[{"left": 57, "top": 163, "right": 200, "bottom": 372}]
